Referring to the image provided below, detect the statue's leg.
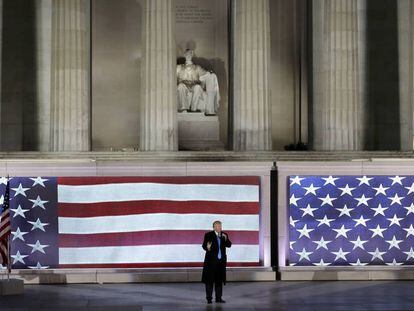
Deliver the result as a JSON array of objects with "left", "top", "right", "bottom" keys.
[
  {"left": 204, "top": 91, "right": 215, "bottom": 115},
  {"left": 177, "top": 83, "right": 189, "bottom": 111},
  {"left": 190, "top": 85, "right": 203, "bottom": 111}
]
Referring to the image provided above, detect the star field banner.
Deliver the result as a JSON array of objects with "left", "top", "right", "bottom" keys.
[
  {"left": 0, "top": 176, "right": 260, "bottom": 269},
  {"left": 289, "top": 175, "right": 414, "bottom": 266}
]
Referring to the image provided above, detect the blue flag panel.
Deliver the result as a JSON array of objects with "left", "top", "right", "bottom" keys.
[
  {"left": 289, "top": 175, "right": 414, "bottom": 266},
  {"left": 6, "top": 177, "right": 58, "bottom": 269}
]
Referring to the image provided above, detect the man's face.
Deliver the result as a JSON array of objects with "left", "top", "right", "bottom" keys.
[
  {"left": 184, "top": 50, "right": 194, "bottom": 62},
  {"left": 213, "top": 222, "right": 222, "bottom": 233}
]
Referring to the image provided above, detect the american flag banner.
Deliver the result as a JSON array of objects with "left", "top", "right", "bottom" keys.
[
  {"left": 0, "top": 177, "right": 11, "bottom": 267},
  {"left": 289, "top": 175, "right": 414, "bottom": 266},
  {"left": 2, "top": 176, "right": 260, "bottom": 269}
]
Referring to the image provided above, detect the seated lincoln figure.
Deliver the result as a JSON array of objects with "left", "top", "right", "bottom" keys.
[{"left": 176, "top": 49, "right": 220, "bottom": 116}]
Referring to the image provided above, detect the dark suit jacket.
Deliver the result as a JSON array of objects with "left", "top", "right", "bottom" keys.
[{"left": 201, "top": 231, "right": 232, "bottom": 284}]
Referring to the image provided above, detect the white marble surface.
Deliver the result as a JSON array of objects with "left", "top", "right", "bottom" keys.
[
  {"left": 50, "top": 0, "right": 90, "bottom": 151},
  {"left": 312, "top": 0, "right": 366, "bottom": 151},
  {"left": 35, "top": 0, "right": 52, "bottom": 152},
  {"left": 397, "top": 0, "right": 414, "bottom": 151},
  {"left": 233, "top": 0, "right": 272, "bottom": 151},
  {"left": 140, "top": 0, "right": 177, "bottom": 151},
  {"left": 177, "top": 113, "right": 223, "bottom": 151},
  {"left": 0, "top": 267, "right": 275, "bottom": 284},
  {"left": 280, "top": 266, "right": 414, "bottom": 281}
]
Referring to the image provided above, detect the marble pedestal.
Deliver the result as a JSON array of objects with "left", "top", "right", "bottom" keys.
[
  {"left": 177, "top": 112, "right": 224, "bottom": 151},
  {"left": 0, "top": 279, "right": 24, "bottom": 295}
]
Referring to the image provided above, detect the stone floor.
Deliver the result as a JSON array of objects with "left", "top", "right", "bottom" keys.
[{"left": 1, "top": 281, "right": 414, "bottom": 311}]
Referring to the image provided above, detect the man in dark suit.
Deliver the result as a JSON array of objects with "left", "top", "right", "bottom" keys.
[{"left": 201, "top": 220, "right": 232, "bottom": 304}]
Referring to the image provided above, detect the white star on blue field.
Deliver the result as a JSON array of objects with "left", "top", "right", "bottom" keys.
[
  {"left": 289, "top": 175, "right": 414, "bottom": 266},
  {"left": 0, "top": 177, "right": 57, "bottom": 270}
]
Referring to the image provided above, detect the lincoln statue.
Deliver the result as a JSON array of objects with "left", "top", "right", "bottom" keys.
[{"left": 176, "top": 49, "right": 220, "bottom": 116}]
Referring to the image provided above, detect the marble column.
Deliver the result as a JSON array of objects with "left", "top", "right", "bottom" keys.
[
  {"left": 35, "top": 0, "right": 52, "bottom": 152},
  {"left": 50, "top": 0, "right": 90, "bottom": 151},
  {"left": 232, "top": 0, "right": 272, "bottom": 151},
  {"left": 397, "top": 0, "right": 414, "bottom": 150},
  {"left": 140, "top": 0, "right": 177, "bottom": 151},
  {"left": 312, "top": 0, "right": 366, "bottom": 151}
]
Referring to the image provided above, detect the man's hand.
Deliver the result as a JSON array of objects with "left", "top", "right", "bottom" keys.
[
  {"left": 222, "top": 233, "right": 227, "bottom": 240},
  {"left": 207, "top": 241, "right": 212, "bottom": 251}
]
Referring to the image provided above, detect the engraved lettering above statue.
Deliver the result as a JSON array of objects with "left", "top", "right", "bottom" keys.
[{"left": 176, "top": 49, "right": 220, "bottom": 116}]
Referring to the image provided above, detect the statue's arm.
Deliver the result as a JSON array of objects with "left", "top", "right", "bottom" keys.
[
  {"left": 176, "top": 65, "right": 182, "bottom": 84},
  {"left": 197, "top": 65, "right": 208, "bottom": 76}
]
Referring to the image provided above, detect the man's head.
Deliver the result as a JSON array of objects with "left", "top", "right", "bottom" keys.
[
  {"left": 213, "top": 220, "right": 222, "bottom": 233},
  {"left": 184, "top": 49, "right": 194, "bottom": 63}
]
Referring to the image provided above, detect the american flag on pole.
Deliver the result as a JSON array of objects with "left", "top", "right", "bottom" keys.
[
  {"left": 7, "top": 176, "right": 260, "bottom": 269},
  {"left": 0, "top": 177, "right": 11, "bottom": 268},
  {"left": 289, "top": 175, "right": 414, "bottom": 266}
]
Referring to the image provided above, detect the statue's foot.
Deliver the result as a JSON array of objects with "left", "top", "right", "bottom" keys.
[{"left": 178, "top": 109, "right": 188, "bottom": 113}]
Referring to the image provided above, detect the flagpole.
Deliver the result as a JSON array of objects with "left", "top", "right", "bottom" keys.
[{"left": 6, "top": 235, "right": 10, "bottom": 281}]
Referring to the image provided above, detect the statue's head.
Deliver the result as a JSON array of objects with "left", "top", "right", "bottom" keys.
[{"left": 184, "top": 49, "right": 194, "bottom": 62}]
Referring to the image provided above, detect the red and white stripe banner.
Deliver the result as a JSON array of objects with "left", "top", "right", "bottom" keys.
[{"left": 57, "top": 176, "right": 261, "bottom": 268}]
